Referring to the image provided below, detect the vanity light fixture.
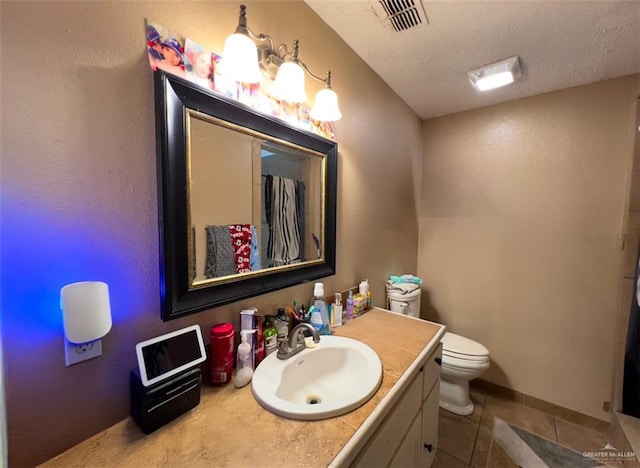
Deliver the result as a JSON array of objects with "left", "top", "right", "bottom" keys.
[
  {"left": 219, "top": 4, "right": 342, "bottom": 121},
  {"left": 468, "top": 56, "right": 521, "bottom": 91},
  {"left": 60, "top": 281, "right": 112, "bottom": 366}
]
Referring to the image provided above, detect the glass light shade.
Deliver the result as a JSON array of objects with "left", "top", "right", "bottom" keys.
[
  {"left": 310, "top": 88, "right": 342, "bottom": 122},
  {"left": 271, "top": 61, "right": 307, "bottom": 103},
  {"left": 61, "top": 281, "right": 112, "bottom": 344},
  {"left": 473, "top": 71, "right": 514, "bottom": 91},
  {"left": 218, "top": 32, "right": 263, "bottom": 83}
]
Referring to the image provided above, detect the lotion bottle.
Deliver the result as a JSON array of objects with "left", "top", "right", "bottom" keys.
[
  {"left": 333, "top": 292, "right": 343, "bottom": 327},
  {"left": 346, "top": 290, "right": 354, "bottom": 321}
]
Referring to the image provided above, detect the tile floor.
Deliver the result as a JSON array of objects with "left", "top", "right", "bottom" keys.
[{"left": 432, "top": 388, "right": 636, "bottom": 468}]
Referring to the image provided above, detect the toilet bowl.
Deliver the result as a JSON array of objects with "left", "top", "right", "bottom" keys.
[{"left": 439, "top": 332, "right": 490, "bottom": 416}]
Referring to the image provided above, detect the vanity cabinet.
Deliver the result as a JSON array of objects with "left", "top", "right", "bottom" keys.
[
  {"left": 354, "top": 343, "right": 443, "bottom": 468},
  {"left": 42, "top": 310, "right": 446, "bottom": 468}
]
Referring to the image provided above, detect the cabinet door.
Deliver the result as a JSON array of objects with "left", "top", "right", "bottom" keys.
[
  {"left": 423, "top": 344, "right": 442, "bottom": 402},
  {"left": 353, "top": 372, "right": 422, "bottom": 467},
  {"left": 389, "top": 411, "right": 422, "bottom": 468},
  {"left": 421, "top": 378, "right": 440, "bottom": 468}
]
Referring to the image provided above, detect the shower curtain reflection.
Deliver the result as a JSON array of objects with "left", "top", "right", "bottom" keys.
[{"left": 263, "top": 175, "right": 305, "bottom": 267}]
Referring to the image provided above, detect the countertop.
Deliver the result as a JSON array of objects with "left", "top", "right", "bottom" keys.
[{"left": 42, "top": 308, "right": 445, "bottom": 467}]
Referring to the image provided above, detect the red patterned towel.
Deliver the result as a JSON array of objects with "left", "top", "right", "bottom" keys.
[{"left": 229, "top": 224, "right": 252, "bottom": 273}]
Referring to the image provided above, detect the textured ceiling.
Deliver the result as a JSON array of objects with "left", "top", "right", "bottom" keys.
[{"left": 305, "top": 1, "right": 640, "bottom": 119}]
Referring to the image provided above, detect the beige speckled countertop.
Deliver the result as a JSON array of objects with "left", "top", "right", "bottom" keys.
[{"left": 43, "top": 308, "right": 445, "bottom": 467}]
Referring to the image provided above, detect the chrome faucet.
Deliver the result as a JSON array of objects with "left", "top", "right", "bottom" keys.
[{"left": 277, "top": 322, "right": 321, "bottom": 360}]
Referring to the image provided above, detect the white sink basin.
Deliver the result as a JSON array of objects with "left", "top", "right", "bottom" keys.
[{"left": 251, "top": 335, "right": 382, "bottom": 420}]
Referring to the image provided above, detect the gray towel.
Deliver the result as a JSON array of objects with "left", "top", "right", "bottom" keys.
[{"left": 205, "top": 225, "right": 236, "bottom": 278}]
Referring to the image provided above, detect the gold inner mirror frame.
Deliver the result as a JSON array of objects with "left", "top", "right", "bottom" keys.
[{"left": 185, "top": 109, "right": 327, "bottom": 289}]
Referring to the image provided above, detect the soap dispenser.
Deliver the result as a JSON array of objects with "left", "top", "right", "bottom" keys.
[{"left": 234, "top": 331, "right": 253, "bottom": 388}]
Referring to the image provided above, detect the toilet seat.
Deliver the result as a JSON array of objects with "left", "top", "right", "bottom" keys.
[
  {"left": 442, "top": 353, "right": 490, "bottom": 371},
  {"left": 441, "top": 332, "right": 490, "bottom": 362}
]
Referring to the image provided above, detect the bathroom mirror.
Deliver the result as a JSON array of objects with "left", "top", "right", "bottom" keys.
[{"left": 154, "top": 70, "right": 337, "bottom": 320}]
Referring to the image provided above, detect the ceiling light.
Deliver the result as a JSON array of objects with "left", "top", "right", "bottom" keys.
[
  {"left": 468, "top": 56, "right": 521, "bottom": 92},
  {"left": 220, "top": 4, "right": 342, "bottom": 121}
]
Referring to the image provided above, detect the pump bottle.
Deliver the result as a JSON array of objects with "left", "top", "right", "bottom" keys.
[{"left": 234, "top": 331, "right": 254, "bottom": 388}]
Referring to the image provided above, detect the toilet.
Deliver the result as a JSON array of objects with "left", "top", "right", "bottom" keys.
[
  {"left": 386, "top": 281, "right": 491, "bottom": 416},
  {"left": 439, "top": 332, "right": 490, "bottom": 415}
]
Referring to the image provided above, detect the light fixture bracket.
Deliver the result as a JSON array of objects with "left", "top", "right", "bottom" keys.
[
  {"left": 240, "top": 11, "right": 330, "bottom": 87},
  {"left": 224, "top": 4, "right": 341, "bottom": 120}
]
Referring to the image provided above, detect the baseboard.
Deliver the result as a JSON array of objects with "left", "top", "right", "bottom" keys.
[{"left": 470, "top": 378, "right": 610, "bottom": 433}]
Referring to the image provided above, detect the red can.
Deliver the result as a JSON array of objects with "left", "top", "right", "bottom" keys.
[{"left": 210, "top": 323, "right": 235, "bottom": 386}]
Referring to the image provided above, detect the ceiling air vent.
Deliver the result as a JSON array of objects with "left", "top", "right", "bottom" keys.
[{"left": 378, "top": 0, "right": 428, "bottom": 32}]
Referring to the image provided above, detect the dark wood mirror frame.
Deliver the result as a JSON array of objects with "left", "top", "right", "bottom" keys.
[{"left": 154, "top": 70, "right": 337, "bottom": 320}]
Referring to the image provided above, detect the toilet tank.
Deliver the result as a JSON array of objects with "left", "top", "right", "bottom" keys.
[{"left": 386, "top": 283, "right": 422, "bottom": 318}]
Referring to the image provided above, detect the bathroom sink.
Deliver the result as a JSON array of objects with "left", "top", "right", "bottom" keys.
[{"left": 251, "top": 335, "right": 382, "bottom": 420}]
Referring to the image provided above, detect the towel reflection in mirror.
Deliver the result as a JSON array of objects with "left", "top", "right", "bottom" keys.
[{"left": 205, "top": 224, "right": 260, "bottom": 278}]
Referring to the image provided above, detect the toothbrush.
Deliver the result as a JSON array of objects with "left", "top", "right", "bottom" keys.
[{"left": 287, "top": 305, "right": 299, "bottom": 321}]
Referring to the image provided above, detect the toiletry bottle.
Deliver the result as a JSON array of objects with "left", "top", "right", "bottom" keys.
[
  {"left": 360, "top": 279, "right": 372, "bottom": 309},
  {"left": 240, "top": 309, "right": 256, "bottom": 364},
  {"left": 310, "top": 282, "right": 331, "bottom": 335},
  {"left": 329, "top": 303, "right": 334, "bottom": 327},
  {"left": 210, "top": 323, "right": 235, "bottom": 386},
  {"left": 275, "top": 307, "right": 290, "bottom": 344},
  {"left": 234, "top": 331, "right": 254, "bottom": 388},
  {"left": 254, "top": 315, "right": 265, "bottom": 365},
  {"left": 264, "top": 315, "right": 278, "bottom": 356},
  {"left": 333, "top": 292, "right": 343, "bottom": 327},
  {"left": 309, "top": 305, "right": 323, "bottom": 332},
  {"left": 346, "top": 290, "right": 354, "bottom": 321}
]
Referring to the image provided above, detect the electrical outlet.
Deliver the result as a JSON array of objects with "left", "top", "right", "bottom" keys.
[{"left": 64, "top": 339, "right": 102, "bottom": 367}]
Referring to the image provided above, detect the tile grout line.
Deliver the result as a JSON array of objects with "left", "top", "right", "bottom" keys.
[
  {"left": 470, "top": 392, "right": 487, "bottom": 468},
  {"left": 469, "top": 420, "right": 481, "bottom": 467},
  {"left": 438, "top": 447, "right": 469, "bottom": 466}
]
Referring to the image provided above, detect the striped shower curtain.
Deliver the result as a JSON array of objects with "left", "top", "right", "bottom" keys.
[{"left": 264, "top": 175, "right": 305, "bottom": 266}]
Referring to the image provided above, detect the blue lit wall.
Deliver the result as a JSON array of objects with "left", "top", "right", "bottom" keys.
[
  {"left": 0, "top": 1, "right": 426, "bottom": 466},
  {"left": 1, "top": 190, "right": 135, "bottom": 342}
]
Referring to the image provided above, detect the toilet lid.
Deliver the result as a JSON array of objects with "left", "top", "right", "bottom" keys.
[{"left": 441, "top": 332, "right": 490, "bottom": 360}]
